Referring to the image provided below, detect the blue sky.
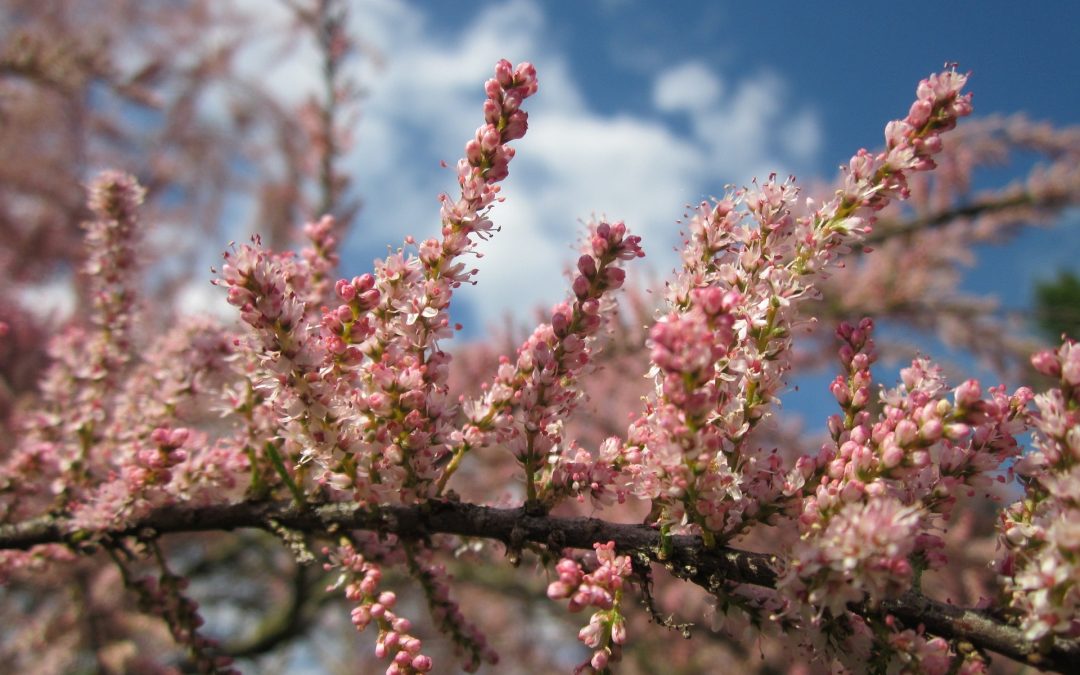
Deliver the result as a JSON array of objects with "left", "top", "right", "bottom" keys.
[{"left": 206, "top": 0, "right": 1079, "bottom": 346}]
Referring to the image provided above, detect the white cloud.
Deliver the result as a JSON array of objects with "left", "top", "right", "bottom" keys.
[
  {"left": 653, "top": 61, "right": 723, "bottom": 112},
  {"left": 779, "top": 108, "right": 824, "bottom": 164}
]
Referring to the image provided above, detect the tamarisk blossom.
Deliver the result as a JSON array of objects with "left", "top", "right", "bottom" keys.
[
  {"left": 447, "top": 220, "right": 644, "bottom": 503},
  {"left": 0, "top": 172, "right": 161, "bottom": 525},
  {"left": 547, "top": 541, "right": 632, "bottom": 673},
  {"left": 48, "top": 172, "right": 148, "bottom": 491},
  {"left": 778, "top": 320, "right": 1028, "bottom": 667},
  {"left": 7, "top": 54, "right": 1080, "bottom": 674},
  {"left": 325, "top": 541, "right": 434, "bottom": 674},
  {"left": 331, "top": 59, "right": 538, "bottom": 501},
  {"left": 617, "top": 69, "right": 977, "bottom": 544},
  {"left": 219, "top": 60, "right": 538, "bottom": 503},
  {"left": 999, "top": 341, "right": 1080, "bottom": 641}
]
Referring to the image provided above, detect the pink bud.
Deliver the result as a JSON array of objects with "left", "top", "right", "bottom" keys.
[
  {"left": 572, "top": 274, "right": 590, "bottom": 299},
  {"left": 881, "top": 442, "right": 904, "bottom": 469},
  {"left": 552, "top": 310, "right": 570, "bottom": 338},
  {"left": 591, "top": 648, "right": 610, "bottom": 670},
  {"left": 336, "top": 278, "right": 356, "bottom": 301},
  {"left": 479, "top": 125, "right": 501, "bottom": 152},
  {"left": 611, "top": 617, "right": 627, "bottom": 644},
  {"left": 907, "top": 99, "right": 933, "bottom": 127},
  {"left": 513, "top": 61, "right": 537, "bottom": 87},
  {"left": 954, "top": 379, "right": 982, "bottom": 408},
  {"left": 483, "top": 98, "right": 501, "bottom": 124},
  {"left": 503, "top": 110, "right": 529, "bottom": 140},
  {"left": 494, "top": 60, "right": 514, "bottom": 87},
  {"left": 1062, "top": 343, "right": 1080, "bottom": 385},
  {"left": 465, "top": 139, "right": 484, "bottom": 166},
  {"left": 1031, "top": 349, "right": 1061, "bottom": 377},
  {"left": 383, "top": 630, "right": 400, "bottom": 649},
  {"left": 920, "top": 419, "right": 943, "bottom": 442},
  {"left": 894, "top": 419, "right": 918, "bottom": 447},
  {"left": 577, "top": 254, "right": 597, "bottom": 278},
  {"left": 829, "top": 377, "right": 850, "bottom": 405}
]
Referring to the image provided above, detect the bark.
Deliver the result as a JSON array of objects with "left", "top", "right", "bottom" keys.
[{"left": 2, "top": 498, "right": 1077, "bottom": 672}]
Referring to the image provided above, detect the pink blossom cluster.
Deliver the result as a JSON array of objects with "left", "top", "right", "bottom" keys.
[
  {"left": 66, "top": 426, "right": 204, "bottom": 533},
  {"left": 998, "top": 341, "right": 1080, "bottom": 640},
  {"left": 547, "top": 542, "right": 631, "bottom": 673},
  {"left": 779, "top": 319, "right": 1029, "bottom": 651},
  {"left": 216, "top": 60, "right": 539, "bottom": 504},
  {"left": 453, "top": 220, "right": 644, "bottom": 502},
  {"left": 886, "top": 620, "right": 988, "bottom": 675},
  {"left": 216, "top": 234, "right": 341, "bottom": 490},
  {"left": 0, "top": 175, "right": 246, "bottom": 537},
  {"left": 325, "top": 542, "right": 434, "bottom": 674},
  {"left": 808, "top": 111, "right": 1080, "bottom": 386},
  {"left": 614, "top": 70, "right": 975, "bottom": 547}
]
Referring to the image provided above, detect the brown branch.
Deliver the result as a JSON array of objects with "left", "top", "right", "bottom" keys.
[
  {"left": 863, "top": 188, "right": 1071, "bottom": 247},
  {"left": 2, "top": 498, "right": 1077, "bottom": 672}
]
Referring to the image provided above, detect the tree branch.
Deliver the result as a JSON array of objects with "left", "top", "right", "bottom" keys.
[
  {"left": 863, "top": 188, "right": 1071, "bottom": 247},
  {"left": 3, "top": 498, "right": 1077, "bottom": 672}
]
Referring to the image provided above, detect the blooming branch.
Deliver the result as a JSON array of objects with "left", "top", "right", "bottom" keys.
[
  {"left": 2, "top": 498, "right": 1078, "bottom": 672},
  {"left": 4, "top": 57, "right": 1080, "bottom": 674}
]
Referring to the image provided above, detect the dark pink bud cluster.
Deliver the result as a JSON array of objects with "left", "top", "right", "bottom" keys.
[
  {"left": 440, "top": 59, "right": 537, "bottom": 237},
  {"left": 485, "top": 60, "right": 537, "bottom": 142},
  {"left": 547, "top": 542, "right": 630, "bottom": 673},
  {"left": 131, "top": 426, "right": 191, "bottom": 485},
  {"left": 322, "top": 274, "right": 380, "bottom": 365},
  {"left": 326, "top": 543, "right": 433, "bottom": 674},
  {"left": 832, "top": 69, "right": 972, "bottom": 229}
]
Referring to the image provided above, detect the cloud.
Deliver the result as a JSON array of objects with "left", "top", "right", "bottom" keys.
[
  {"left": 653, "top": 61, "right": 823, "bottom": 180},
  {"left": 653, "top": 61, "right": 723, "bottom": 112}
]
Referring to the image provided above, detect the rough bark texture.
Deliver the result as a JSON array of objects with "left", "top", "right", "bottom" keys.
[{"left": 3, "top": 498, "right": 1077, "bottom": 672}]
